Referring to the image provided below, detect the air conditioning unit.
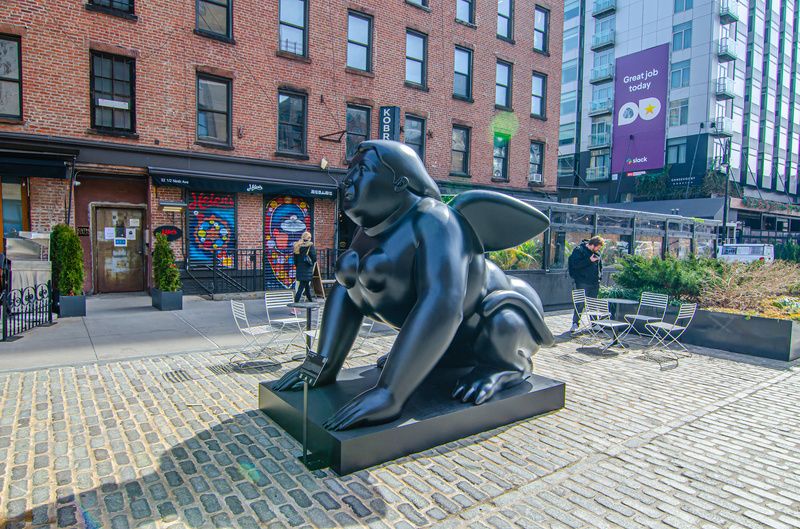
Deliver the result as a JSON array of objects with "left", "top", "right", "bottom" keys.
[{"left": 528, "top": 173, "right": 543, "bottom": 184}]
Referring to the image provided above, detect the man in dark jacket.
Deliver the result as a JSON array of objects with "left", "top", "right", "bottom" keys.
[{"left": 568, "top": 236, "right": 604, "bottom": 332}]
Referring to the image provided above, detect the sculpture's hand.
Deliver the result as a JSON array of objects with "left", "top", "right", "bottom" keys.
[
  {"left": 322, "top": 387, "right": 402, "bottom": 431},
  {"left": 273, "top": 366, "right": 337, "bottom": 391},
  {"left": 272, "top": 367, "right": 305, "bottom": 391}
]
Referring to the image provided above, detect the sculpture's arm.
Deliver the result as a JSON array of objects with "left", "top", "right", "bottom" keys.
[
  {"left": 375, "top": 214, "right": 468, "bottom": 405},
  {"left": 273, "top": 283, "right": 362, "bottom": 390}
]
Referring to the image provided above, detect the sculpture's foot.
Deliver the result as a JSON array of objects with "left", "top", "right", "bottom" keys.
[
  {"left": 376, "top": 353, "right": 388, "bottom": 369},
  {"left": 451, "top": 368, "right": 524, "bottom": 405},
  {"left": 323, "top": 387, "right": 402, "bottom": 431}
]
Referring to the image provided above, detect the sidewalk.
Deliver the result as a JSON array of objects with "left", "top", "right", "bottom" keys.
[{"left": 0, "top": 293, "right": 324, "bottom": 372}]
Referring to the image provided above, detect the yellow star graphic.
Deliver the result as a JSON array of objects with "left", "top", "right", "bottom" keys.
[{"left": 644, "top": 104, "right": 656, "bottom": 114}]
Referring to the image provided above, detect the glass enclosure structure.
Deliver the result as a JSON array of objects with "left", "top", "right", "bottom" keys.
[{"left": 516, "top": 199, "right": 721, "bottom": 270}]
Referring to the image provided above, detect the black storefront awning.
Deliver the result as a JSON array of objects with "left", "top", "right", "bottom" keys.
[
  {"left": 149, "top": 167, "right": 337, "bottom": 199},
  {"left": 0, "top": 155, "right": 72, "bottom": 179}
]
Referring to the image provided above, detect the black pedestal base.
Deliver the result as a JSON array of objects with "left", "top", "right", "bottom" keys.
[{"left": 259, "top": 366, "right": 566, "bottom": 475}]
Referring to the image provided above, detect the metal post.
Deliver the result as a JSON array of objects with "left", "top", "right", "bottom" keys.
[
  {"left": 47, "top": 280, "right": 53, "bottom": 324},
  {"left": 302, "top": 380, "right": 309, "bottom": 466},
  {"left": 721, "top": 140, "right": 731, "bottom": 244},
  {"left": 212, "top": 251, "right": 218, "bottom": 296}
]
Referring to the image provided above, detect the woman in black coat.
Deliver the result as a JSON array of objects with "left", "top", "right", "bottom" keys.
[{"left": 293, "top": 231, "right": 317, "bottom": 302}]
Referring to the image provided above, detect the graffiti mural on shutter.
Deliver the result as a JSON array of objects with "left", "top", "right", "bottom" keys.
[
  {"left": 264, "top": 195, "right": 312, "bottom": 289},
  {"left": 187, "top": 192, "right": 236, "bottom": 268}
]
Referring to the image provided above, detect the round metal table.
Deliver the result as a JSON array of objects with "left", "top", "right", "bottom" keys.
[
  {"left": 603, "top": 298, "right": 639, "bottom": 320},
  {"left": 287, "top": 301, "right": 322, "bottom": 354}
]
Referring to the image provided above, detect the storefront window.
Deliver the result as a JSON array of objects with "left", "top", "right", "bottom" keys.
[
  {"left": 187, "top": 192, "right": 236, "bottom": 268},
  {"left": 2, "top": 178, "right": 24, "bottom": 238},
  {"left": 264, "top": 195, "right": 312, "bottom": 289}
]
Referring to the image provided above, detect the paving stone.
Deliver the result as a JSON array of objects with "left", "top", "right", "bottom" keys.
[{"left": 2, "top": 314, "right": 799, "bottom": 529}]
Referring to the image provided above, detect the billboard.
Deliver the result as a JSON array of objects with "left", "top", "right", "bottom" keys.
[{"left": 611, "top": 44, "right": 670, "bottom": 174}]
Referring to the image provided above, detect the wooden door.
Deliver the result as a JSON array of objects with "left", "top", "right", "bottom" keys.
[{"left": 94, "top": 207, "right": 145, "bottom": 292}]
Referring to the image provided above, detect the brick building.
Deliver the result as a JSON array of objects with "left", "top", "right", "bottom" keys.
[{"left": 0, "top": 0, "right": 562, "bottom": 294}]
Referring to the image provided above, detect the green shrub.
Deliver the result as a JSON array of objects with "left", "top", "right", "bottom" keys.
[
  {"left": 152, "top": 233, "right": 182, "bottom": 292},
  {"left": 612, "top": 255, "right": 721, "bottom": 302},
  {"left": 599, "top": 285, "right": 640, "bottom": 300},
  {"left": 488, "top": 238, "right": 544, "bottom": 270},
  {"left": 50, "top": 224, "right": 84, "bottom": 296},
  {"left": 775, "top": 242, "right": 800, "bottom": 262}
]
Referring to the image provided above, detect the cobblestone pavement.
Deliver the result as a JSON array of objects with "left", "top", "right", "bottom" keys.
[{"left": 1, "top": 313, "right": 799, "bottom": 529}]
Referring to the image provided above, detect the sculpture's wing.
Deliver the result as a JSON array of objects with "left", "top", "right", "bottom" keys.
[{"left": 450, "top": 190, "right": 550, "bottom": 252}]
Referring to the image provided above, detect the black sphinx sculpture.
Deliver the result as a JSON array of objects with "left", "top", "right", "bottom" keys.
[{"left": 274, "top": 140, "right": 555, "bottom": 431}]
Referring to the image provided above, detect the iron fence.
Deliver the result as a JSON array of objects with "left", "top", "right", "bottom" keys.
[
  {"left": 2, "top": 281, "right": 53, "bottom": 341},
  {"left": 182, "top": 248, "right": 340, "bottom": 296}
]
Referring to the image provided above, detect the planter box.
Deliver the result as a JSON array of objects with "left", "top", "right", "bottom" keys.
[
  {"left": 682, "top": 309, "right": 800, "bottom": 362},
  {"left": 58, "top": 295, "right": 86, "bottom": 318},
  {"left": 152, "top": 288, "right": 183, "bottom": 311}
]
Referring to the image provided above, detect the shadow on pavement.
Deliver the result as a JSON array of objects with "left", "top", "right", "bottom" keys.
[{"left": 8, "top": 412, "right": 388, "bottom": 529}]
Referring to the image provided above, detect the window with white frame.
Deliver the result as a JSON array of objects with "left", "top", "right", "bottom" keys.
[
  {"left": 672, "top": 22, "right": 692, "bottom": 51},
  {"left": 670, "top": 60, "right": 690, "bottom": 88},
  {"left": 674, "top": 0, "right": 693, "bottom": 13},
  {"left": 669, "top": 99, "right": 689, "bottom": 126}
]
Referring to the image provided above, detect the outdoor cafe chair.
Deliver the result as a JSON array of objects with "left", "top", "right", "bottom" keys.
[
  {"left": 590, "top": 310, "right": 633, "bottom": 352},
  {"left": 265, "top": 289, "right": 305, "bottom": 328},
  {"left": 624, "top": 292, "right": 669, "bottom": 336},
  {"left": 355, "top": 318, "right": 376, "bottom": 350},
  {"left": 572, "top": 289, "right": 611, "bottom": 335},
  {"left": 230, "top": 300, "right": 278, "bottom": 362},
  {"left": 645, "top": 303, "right": 697, "bottom": 355}
]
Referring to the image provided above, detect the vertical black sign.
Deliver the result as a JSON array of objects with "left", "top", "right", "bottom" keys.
[{"left": 379, "top": 106, "right": 401, "bottom": 141}]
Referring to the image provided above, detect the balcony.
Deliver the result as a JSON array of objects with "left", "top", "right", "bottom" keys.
[
  {"left": 711, "top": 116, "right": 734, "bottom": 137},
  {"left": 589, "top": 63, "right": 614, "bottom": 84},
  {"left": 588, "top": 98, "right": 613, "bottom": 116},
  {"left": 592, "top": 0, "right": 615, "bottom": 17},
  {"left": 585, "top": 166, "right": 611, "bottom": 182},
  {"left": 715, "top": 77, "right": 735, "bottom": 100},
  {"left": 589, "top": 131, "right": 611, "bottom": 148},
  {"left": 717, "top": 38, "right": 738, "bottom": 62},
  {"left": 720, "top": 0, "right": 740, "bottom": 24},
  {"left": 591, "top": 30, "right": 615, "bottom": 51}
]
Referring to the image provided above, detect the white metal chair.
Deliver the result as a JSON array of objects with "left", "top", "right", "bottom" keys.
[
  {"left": 265, "top": 289, "right": 305, "bottom": 328},
  {"left": 572, "top": 289, "right": 611, "bottom": 335},
  {"left": 625, "top": 292, "right": 669, "bottom": 336},
  {"left": 355, "top": 318, "right": 376, "bottom": 349},
  {"left": 582, "top": 297, "right": 615, "bottom": 339},
  {"left": 591, "top": 309, "right": 632, "bottom": 351},
  {"left": 645, "top": 303, "right": 697, "bottom": 355},
  {"left": 230, "top": 300, "right": 277, "bottom": 361}
]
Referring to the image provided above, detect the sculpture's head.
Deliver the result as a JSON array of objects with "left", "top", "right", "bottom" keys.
[{"left": 342, "top": 140, "right": 441, "bottom": 228}]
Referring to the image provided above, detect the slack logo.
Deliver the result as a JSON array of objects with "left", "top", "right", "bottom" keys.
[{"left": 626, "top": 157, "right": 648, "bottom": 165}]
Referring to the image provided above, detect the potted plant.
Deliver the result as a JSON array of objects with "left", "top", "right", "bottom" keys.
[
  {"left": 50, "top": 224, "right": 86, "bottom": 317},
  {"left": 151, "top": 233, "right": 183, "bottom": 310}
]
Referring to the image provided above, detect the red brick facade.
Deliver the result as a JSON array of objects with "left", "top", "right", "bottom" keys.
[
  {"left": 0, "top": 0, "right": 562, "bottom": 292},
  {"left": 0, "top": 0, "right": 562, "bottom": 189}
]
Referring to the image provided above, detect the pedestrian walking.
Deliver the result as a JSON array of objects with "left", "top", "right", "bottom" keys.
[{"left": 293, "top": 231, "right": 317, "bottom": 302}]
